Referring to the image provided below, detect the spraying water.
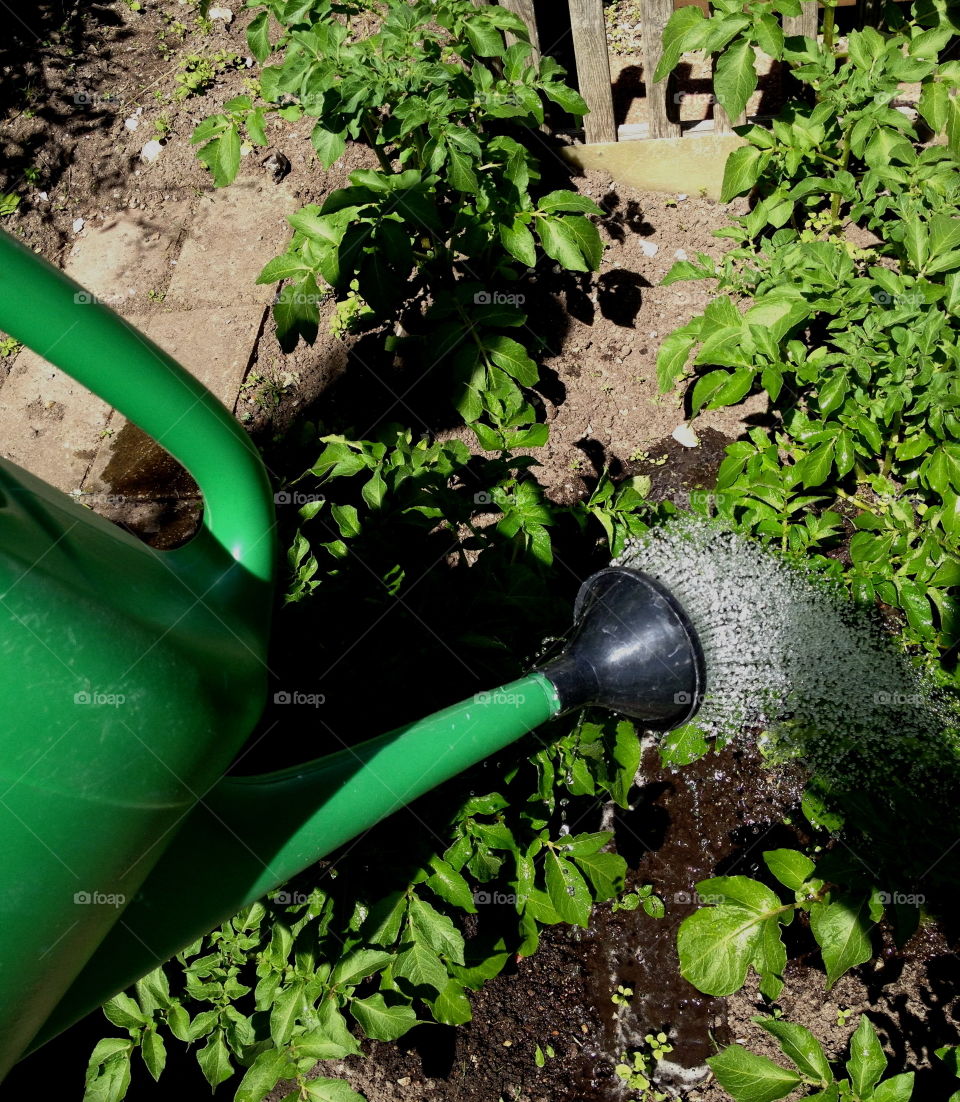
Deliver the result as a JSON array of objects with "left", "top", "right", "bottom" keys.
[{"left": 616, "top": 516, "right": 957, "bottom": 798}]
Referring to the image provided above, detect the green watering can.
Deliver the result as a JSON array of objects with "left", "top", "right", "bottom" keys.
[{"left": 0, "top": 227, "right": 706, "bottom": 1080}]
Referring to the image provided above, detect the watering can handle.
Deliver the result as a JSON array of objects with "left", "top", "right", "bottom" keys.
[{"left": 0, "top": 228, "right": 275, "bottom": 583}]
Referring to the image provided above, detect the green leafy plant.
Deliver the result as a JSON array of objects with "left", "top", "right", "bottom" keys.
[
  {"left": 174, "top": 50, "right": 242, "bottom": 100},
  {"left": 710, "top": 1014, "right": 914, "bottom": 1102},
  {"left": 191, "top": 0, "right": 602, "bottom": 452},
  {"left": 615, "top": 1032, "right": 673, "bottom": 1100},
  {"left": 652, "top": 0, "right": 960, "bottom": 668}
]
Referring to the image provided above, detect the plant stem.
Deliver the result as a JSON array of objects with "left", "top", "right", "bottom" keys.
[
  {"left": 362, "top": 117, "right": 394, "bottom": 173},
  {"left": 822, "top": 2, "right": 837, "bottom": 52}
]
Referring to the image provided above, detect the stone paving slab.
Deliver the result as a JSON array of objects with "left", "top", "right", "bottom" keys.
[
  {"left": 165, "top": 180, "right": 297, "bottom": 309},
  {"left": 0, "top": 347, "right": 112, "bottom": 491},
  {"left": 0, "top": 181, "right": 296, "bottom": 499}
]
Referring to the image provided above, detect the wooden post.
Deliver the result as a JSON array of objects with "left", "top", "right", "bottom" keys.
[
  {"left": 568, "top": 0, "right": 618, "bottom": 144},
  {"left": 783, "top": 1, "right": 818, "bottom": 39},
  {"left": 641, "top": 0, "right": 680, "bottom": 139}
]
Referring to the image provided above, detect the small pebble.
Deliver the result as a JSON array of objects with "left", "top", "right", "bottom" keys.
[
  {"left": 124, "top": 107, "right": 142, "bottom": 131},
  {"left": 72, "top": 217, "right": 85, "bottom": 233},
  {"left": 140, "top": 140, "right": 163, "bottom": 163},
  {"left": 208, "top": 6, "right": 234, "bottom": 21},
  {"left": 674, "top": 248, "right": 688, "bottom": 261},
  {"left": 677, "top": 193, "right": 689, "bottom": 201},
  {"left": 640, "top": 240, "right": 658, "bottom": 257}
]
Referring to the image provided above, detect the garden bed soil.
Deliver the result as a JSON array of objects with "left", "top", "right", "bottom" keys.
[{"left": 1, "top": 4, "right": 959, "bottom": 1102}]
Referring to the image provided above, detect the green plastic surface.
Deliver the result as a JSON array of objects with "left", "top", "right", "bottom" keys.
[{"left": 0, "top": 228, "right": 563, "bottom": 1076}]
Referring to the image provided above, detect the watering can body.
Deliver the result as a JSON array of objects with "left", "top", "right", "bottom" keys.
[
  {"left": 0, "top": 228, "right": 566, "bottom": 1078},
  {"left": 0, "top": 459, "right": 271, "bottom": 1074}
]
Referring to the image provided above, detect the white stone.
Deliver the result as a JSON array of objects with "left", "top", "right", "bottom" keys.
[
  {"left": 72, "top": 217, "right": 85, "bottom": 233},
  {"left": 674, "top": 248, "right": 688, "bottom": 261},
  {"left": 640, "top": 240, "right": 658, "bottom": 257},
  {"left": 124, "top": 107, "right": 143, "bottom": 131},
  {"left": 209, "top": 6, "right": 233, "bottom": 20},
  {"left": 140, "top": 140, "right": 164, "bottom": 164},
  {"left": 671, "top": 422, "right": 700, "bottom": 448}
]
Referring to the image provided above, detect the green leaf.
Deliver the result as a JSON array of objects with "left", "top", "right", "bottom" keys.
[
  {"left": 197, "top": 1031, "right": 233, "bottom": 1089},
  {"left": 485, "top": 335, "right": 538, "bottom": 386},
  {"left": 692, "top": 367, "right": 754, "bottom": 412},
  {"left": 195, "top": 123, "right": 241, "bottom": 188},
  {"left": 659, "top": 723, "right": 709, "bottom": 766},
  {"left": 677, "top": 877, "right": 787, "bottom": 995},
  {"left": 311, "top": 125, "right": 347, "bottom": 170},
  {"left": 426, "top": 856, "right": 476, "bottom": 912},
  {"left": 707, "top": 1044, "right": 802, "bottom": 1102},
  {"left": 757, "top": 1019, "right": 831, "bottom": 1086},
  {"left": 257, "top": 252, "right": 314, "bottom": 284},
  {"left": 408, "top": 895, "right": 466, "bottom": 963},
  {"left": 654, "top": 6, "right": 707, "bottom": 81},
  {"left": 564, "top": 215, "right": 604, "bottom": 270},
  {"left": 84, "top": 1049, "right": 133, "bottom": 1102},
  {"left": 236, "top": 1048, "right": 299, "bottom": 1102},
  {"left": 721, "top": 144, "right": 765, "bottom": 202},
  {"left": 544, "top": 850, "right": 592, "bottom": 927},
  {"left": 102, "top": 993, "right": 147, "bottom": 1030},
  {"left": 656, "top": 327, "right": 698, "bottom": 391},
  {"left": 611, "top": 719, "right": 642, "bottom": 806},
  {"left": 919, "top": 80, "right": 950, "bottom": 132},
  {"left": 331, "top": 948, "right": 394, "bottom": 987},
  {"left": 542, "top": 81, "right": 589, "bottom": 116},
  {"left": 536, "top": 215, "right": 591, "bottom": 272},
  {"left": 538, "top": 190, "right": 604, "bottom": 215},
  {"left": 141, "top": 1030, "right": 166, "bottom": 1082},
  {"left": 871, "top": 1073, "right": 915, "bottom": 1102},
  {"left": 447, "top": 145, "right": 479, "bottom": 193},
  {"left": 810, "top": 898, "right": 874, "bottom": 988},
  {"left": 499, "top": 218, "right": 537, "bottom": 267},
  {"left": 270, "top": 981, "right": 305, "bottom": 1044},
  {"left": 714, "top": 39, "right": 758, "bottom": 124},
  {"left": 351, "top": 994, "right": 418, "bottom": 1041},
  {"left": 763, "top": 849, "right": 815, "bottom": 891},
  {"left": 394, "top": 941, "right": 449, "bottom": 993},
  {"left": 247, "top": 10, "right": 271, "bottom": 62},
  {"left": 301, "top": 1079, "right": 367, "bottom": 1102},
  {"left": 847, "top": 1015, "right": 887, "bottom": 1098},
  {"left": 464, "top": 17, "right": 504, "bottom": 57},
  {"left": 428, "top": 978, "right": 473, "bottom": 1025}
]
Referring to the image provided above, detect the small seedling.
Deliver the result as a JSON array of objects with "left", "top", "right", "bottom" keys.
[
  {"left": 146, "top": 289, "right": 165, "bottom": 303},
  {"left": 533, "top": 1043, "right": 555, "bottom": 1067},
  {"left": 837, "top": 1006, "right": 854, "bottom": 1027},
  {"left": 0, "top": 336, "right": 21, "bottom": 357},
  {"left": 0, "top": 195, "right": 20, "bottom": 217},
  {"left": 611, "top": 984, "right": 634, "bottom": 1006}
]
